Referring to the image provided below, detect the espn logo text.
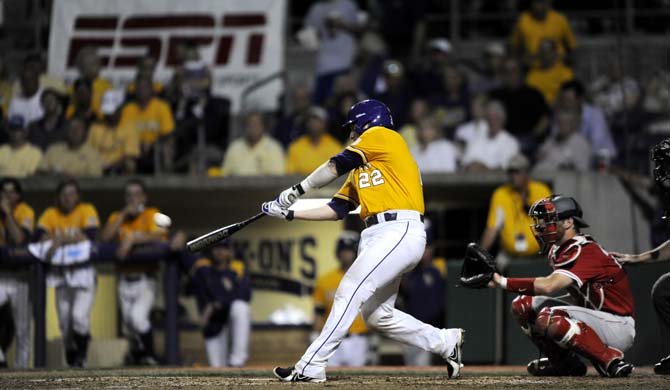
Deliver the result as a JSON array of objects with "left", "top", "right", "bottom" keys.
[{"left": 67, "top": 13, "right": 268, "bottom": 69}]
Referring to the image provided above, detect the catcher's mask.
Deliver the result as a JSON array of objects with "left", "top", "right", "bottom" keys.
[
  {"left": 529, "top": 195, "right": 589, "bottom": 254},
  {"left": 652, "top": 138, "right": 670, "bottom": 218}
]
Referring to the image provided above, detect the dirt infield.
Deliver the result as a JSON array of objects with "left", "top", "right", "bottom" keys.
[{"left": 0, "top": 366, "right": 665, "bottom": 390}]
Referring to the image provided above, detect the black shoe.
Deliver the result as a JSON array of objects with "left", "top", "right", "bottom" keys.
[
  {"left": 527, "top": 357, "right": 587, "bottom": 377},
  {"left": 601, "top": 359, "right": 634, "bottom": 378},
  {"left": 0, "top": 360, "right": 7, "bottom": 368},
  {"left": 654, "top": 355, "right": 670, "bottom": 375},
  {"left": 272, "top": 366, "right": 326, "bottom": 383}
]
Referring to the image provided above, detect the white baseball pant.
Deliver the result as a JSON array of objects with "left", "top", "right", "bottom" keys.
[
  {"left": 531, "top": 296, "right": 636, "bottom": 352},
  {"left": 118, "top": 275, "right": 156, "bottom": 334},
  {"left": 329, "top": 334, "right": 368, "bottom": 367},
  {"left": 0, "top": 273, "right": 31, "bottom": 368},
  {"left": 55, "top": 284, "right": 96, "bottom": 337},
  {"left": 295, "top": 213, "right": 459, "bottom": 380},
  {"left": 205, "top": 300, "right": 251, "bottom": 367}
]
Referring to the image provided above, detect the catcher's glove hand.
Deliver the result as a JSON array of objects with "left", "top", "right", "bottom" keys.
[{"left": 460, "top": 242, "right": 497, "bottom": 289}]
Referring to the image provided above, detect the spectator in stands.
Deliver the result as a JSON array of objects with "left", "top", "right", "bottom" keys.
[
  {"left": 0, "top": 56, "right": 12, "bottom": 118},
  {"left": 0, "top": 178, "right": 34, "bottom": 368},
  {"left": 399, "top": 219, "right": 447, "bottom": 366},
  {"left": 534, "top": 108, "right": 593, "bottom": 172},
  {"left": 399, "top": 98, "right": 430, "bottom": 149},
  {"left": 8, "top": 55, "right": 44, "bottom": 126},
  {"left": 480, "top": 154, "right": 552, "bottom": 268},
  {"left": 73, "top": 47, "right": 112, "bottom": 118},
  {"left": 510, "top": 0, "right": 577, "bottom": 67},
  {"left": 0, "top": 116, "right": 42, "bottom": 177},
  {"left": 304, "top": 0, "right": 362, "bottom": 104},
  {"left": 28, "top": 89, "right": 67, "bottom": 150},
  {"left": 590, "top": 61, "right": 641, "bottom": 118},
  {"left": 87, "top": 90, "right": 140, "bottom": 175},
  {"left": 273, "top": 84, "right": 312, "bottom": 148},
  {"left": 489, "top": 57, "right": 550, "bottom": 152},
  {"left": 127, "top": 57, "right": 163, "bottom": 97},
  {"left": 190, "top": 239, "right": 251, "bottom": 367},
  {"left": 221, "top": 112, "right": 285, "bottom": 176},
  {"left": 556, "top": 80, "right": 617, "bottom": 160},
  {"left": 454, "top": 94, "right": 488, "bottom": 148},
  {"left": 410, "top": 116, "right": 459, "bottom": 174},
  {"left": 34, "top": 179, "right": 99, "bottom": 367},
  {"left": 408, "top": 38, "right": 452, "bottom": 99},
  {"left": 287, "top": 106, "right": 342, "bottom": 175},
  {"left": 101, "top": 179, "right": 166, "bottom": 365},
  {"left": 65, "top": 79, "right": 96, "bottom": 125},
  {"left": 461, "top": 100, "right": 520, "bottom": 171},
  {"left": 39, "top": 117, "right": 103, "bottom": 177},
  {"left": 470, "top": 42, "right": 506, "bottom": 95},
  {"left": 526, "top": 39, "right": 574, "bottom": 104},
  {"left": 372, "top": 60, "right": 411, "bottom": 128},
  {"left": 119, "top": 77, "right": 175, "bottom": 173},
  {"left": 433, "top": 65, "right": 470, "bottom": 136},
  {"left": 642, "top": 71, "right": 670, "bottom": 115},
  {"left": 313, "top": 231, "right": 369, "bottom": 367},
  {"left": 328, "top": 91, "right": 359, "bottom": 144},
  {"left": 11, "top": 53, "right": 66, "bottom": 98}
]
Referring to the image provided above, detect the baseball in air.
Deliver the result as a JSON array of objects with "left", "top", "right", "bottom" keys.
[{"left": 154, "top": 212, "right": 172, "bottom": 228}]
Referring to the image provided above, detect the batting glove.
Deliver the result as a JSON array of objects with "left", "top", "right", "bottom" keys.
[
  {"left": 262, "top": 201, "right": 294, "bottom": 220},
  {"left": 276, "top": 184, "right": 305, "bottom": 208}
]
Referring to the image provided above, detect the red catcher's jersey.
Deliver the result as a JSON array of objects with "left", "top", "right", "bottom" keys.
[{"left": 548, "top": 235, "right": 635, "bottom": 317}]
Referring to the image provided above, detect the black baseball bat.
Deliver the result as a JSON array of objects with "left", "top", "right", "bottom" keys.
[{"left": 186, "top": 213, "right": 265, "bottom": 253}]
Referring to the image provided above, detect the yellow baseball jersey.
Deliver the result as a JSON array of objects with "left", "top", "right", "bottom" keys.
[
  {"left": 37, "top": 203, "right": 100, "bottom": 236},
  {"left": 106, "top": 207, "right": 167, "bottom": 242},
  {"left": 335, "top": 126, "right": 424, "bottom": 220},
  {"left": 314, "top": 268, "right": 367, "bottom": 334},
  {"left": 526, "top": 62, "right": 575, "bottom": 104},
  {"left": 510, "top": 10, "right": 576, "bottom": 61},
  {"left": 119, "top": 97, "right": 175, "bottom": 147},
  {"left": 287, "top": 134, "right": 342, "bottom": 175},
  {"left": 87, "top": 122, "right": 141, "bottom": 167},
  {"left": 0, "top": 202, "right": 35, "bottom": 246},
  {"left": 192, "top": 258, "right": 246, "bottom": 280},
  {"left": 486, "top": 181, "right": 551, "bottom": 256}
]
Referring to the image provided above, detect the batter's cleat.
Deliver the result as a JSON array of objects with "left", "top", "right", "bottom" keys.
[
  {"left": 654, "top": 355, "right": 670, "bottom": 375},
  {"left": 273, "top": 366, "right": 326, "bottom": 383},
  {"left": 527, "top": 357, "right": 587, "bottom": 377},
  {"left": 592, "top": 358, "right": 634, "bottom": 378},
  {"left": 445, "top": 328, "right": 465, "bottom": 379}
]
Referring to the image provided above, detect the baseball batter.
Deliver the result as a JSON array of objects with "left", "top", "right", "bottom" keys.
[
  {"left": 262, "top": 99, "right": 464, "bottom": 382},
  {"left": 488, "top": 195, "right": 635, "bottom": 377}
]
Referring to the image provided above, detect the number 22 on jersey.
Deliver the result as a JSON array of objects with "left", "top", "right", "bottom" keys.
[{"left": 358, "top": 169, "right": 385, "bottom": 188}]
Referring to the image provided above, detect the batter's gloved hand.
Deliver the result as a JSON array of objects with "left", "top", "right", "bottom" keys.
[
  {"left": 262, "top": 200, "right": 294, "bottom": 221},
  {"left": 276, "top": 184, "right": 305, "bottom": 208},
  {"left": 460, "top": 242, "right": 497, "bottom": 289}
]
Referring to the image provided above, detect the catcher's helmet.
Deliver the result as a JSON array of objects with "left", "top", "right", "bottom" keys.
[
  {"left": 528, "top": 195, "right": 589, "bottom": 253},
  {"left": 336, "top": 230, "right": 360, "bottom": 256},
  {"left": 341, "top": 99, "right": 394, "bottom": 134}
]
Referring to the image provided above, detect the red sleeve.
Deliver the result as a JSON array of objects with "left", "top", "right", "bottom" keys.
[{"left": 553, "top": 244, "right": 605, "bottom": 287}]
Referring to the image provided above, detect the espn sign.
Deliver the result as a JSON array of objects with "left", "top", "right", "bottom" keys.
[{"left": 49, "top": 0, "right": 286, "bottom": 112}]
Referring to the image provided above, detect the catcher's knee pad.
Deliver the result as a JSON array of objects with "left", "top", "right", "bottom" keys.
[
  {"left": 511, "top": 295, "right": 535, "bottom": 332},
  {"left": 536, "top": 308, "right": 579, "bottom": 348}
]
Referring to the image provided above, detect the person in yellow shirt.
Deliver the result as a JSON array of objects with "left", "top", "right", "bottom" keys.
[
  {"left": 0, "top": 115, "right": 43, "bottom": 177},
  {"left": 480, "top": 154, "right": 552, "bottom": 269},
  {"left": 88, "top": 90, "right": 140, "bottom": 174},
  {"left": 287, "top": 107, "right": 342, "bottom": 175},
  {"left": 119, "top": 77, "right": 175, "bottom": 173},
  {"left": 0, "top": 178, "right": 34, "bottom": 368},
  {"left": 526, "top": 39, "right": 575, "bottom": 104},
  {"left": 35, "top": 179, "right": 100, "bottom": 367},
  {"left": 312, "top": 231, "right": 368, "bottom": 367},
  {"left": 67, "top": 47, "right": 112, "bottom": 119},
  {"left": 101, "top": 179, "right": 166, "bottom": 365},
  {"left": 65, "top": 79, "right": 96, "bottom": 125},
  {"left": 510, "top": 0, "right": 577, "bottom": 67},
  {"left": 126, "top": 57, "right": 163, "bottom": 97},
  {"left": 39, "top": 118, "right": 103, "bottom": 177},
  {"left": 221, "top": 111, "right": 285, "bottom": 176}
]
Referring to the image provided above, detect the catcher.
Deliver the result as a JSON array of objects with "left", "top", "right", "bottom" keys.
[{"left": 460, "top": 194, "right": 635, "bottom": 377}]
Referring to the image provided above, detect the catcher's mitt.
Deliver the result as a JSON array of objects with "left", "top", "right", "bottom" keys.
[{"left": 460, "top": 242, "right": 497, "bottom": 289}]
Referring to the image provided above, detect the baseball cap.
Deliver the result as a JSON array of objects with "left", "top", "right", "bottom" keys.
[
  {"left": 507, "top": 154, "right": 530, "bottom": 172},
  {"left": 7, "top": 115, "right": 25, "bottom": 130},
  {"left": 100, "top": 89, "right": 125, "bottom": 115},
  {"left": 308, "top": 106, "right": 328, "bottom": 122},
  {"left": 428, "top": 38, "right": 452, "bottom": 54}
]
